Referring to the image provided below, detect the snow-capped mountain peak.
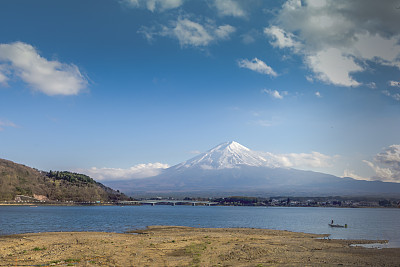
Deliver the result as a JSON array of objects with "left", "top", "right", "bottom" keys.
[
  {"left": 173, "top": 141, "right": 269, "bottom": 170},
  {"left": 106, "top": 141, "right": 400, "bottom": 197}
]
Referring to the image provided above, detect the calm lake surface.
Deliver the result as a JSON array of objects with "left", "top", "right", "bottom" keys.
[{"left": 1, "top": 206, "right": 399, "bottom": 247}]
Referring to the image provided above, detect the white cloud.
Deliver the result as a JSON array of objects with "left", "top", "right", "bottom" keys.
[
  {"left": 266, "top": 0, "right": 400, "bottom": 87},
  {"left": 261, "top": 151, "right": 334, "bottom": 169},
  {"left": 241, "top": 32, "right": 256, "bottom": 44},
  {"left": 78, "top": 162, "right": 170, "bottom": 181},
  {"left": 0, "top": 42, "right": 88, "bottom": 96},
  {"left": 160, "top": 18, "right": 235, "bottom": 47},
  {"left": 375, "top": 145, "right": 400, "bottom": 166},
  {"left": 363, "top": 145, "right": 400, "bottom": 183},
  {"left": 364, "top": 160, "right": 397, "bottom": 182},
  {"left": 315, "top": 91, "right": 321, "bottom": 97},
  {"left": 169, "top": 19, "right": 212, "bottom": 46},
  {"left": 213, "top": 0, "right": 246, "bottom": 18},
  {"left": 306, "top": 48, "right": 363, "bottom": 87},
  {"left": 391, "top": 94, "right": 400, "bottom": 101},
  {"left": 285, "top": 152, "right": 333, "bottom": 168},
  {"left": 382, "top": 90, "right": 400, "bottom": 101},
  {"left": 343, "top": 169, "right": 372, "bottom": 181},
  {"left": 262, "top": 89, "right": 287, "bottom": 99},
  {"left": 0, "top": 73, "right": 6, "bottom": 84},
  {"left": 137, "top": 26, "right": 157, "bottom": 42},
  {"left": 122, "top": 0, "right": 184, "bottom": 12},
  {"left": 389, "top": 80, "right": 400, "bottom": 87},
  {"left": 367, "top": 82, "right": 377, "bottom": 89},
  {"left": 264, "top": 26, "right": 301, "bottom": 52},
  {"left": 0, "top": 64, "right": 10, "bottom": 85},
  {"left": 237, "top": 58, "right": 277, "bottom": 76},
  {"left": 253, "top": 120, "right": 272, "bottom": 127},
  {"left": 353, "top": 33, "right": 400, "bottom": 68},
  {"left": 214, "top": 25, "right": 236, "bottom": 40},
  {"left": 0, "top": 119, "right": 17, "bottom": 131}
]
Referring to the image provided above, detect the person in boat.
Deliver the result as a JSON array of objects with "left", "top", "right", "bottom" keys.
[{"left": 331, "top": 219, "right": 333, "bottom": 224}]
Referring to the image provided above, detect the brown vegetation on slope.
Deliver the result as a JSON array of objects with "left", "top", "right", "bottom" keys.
[{"left": 0, "top": 158, "right": 128, "bottom": 202}]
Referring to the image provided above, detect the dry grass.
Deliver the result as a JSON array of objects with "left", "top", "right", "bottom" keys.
[{"left": 0, "top": 226, "right": 399, "bottom": 266}]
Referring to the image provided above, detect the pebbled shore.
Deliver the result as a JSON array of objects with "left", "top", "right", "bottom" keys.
[{"left": 0, "top": 226, "right": 399, "bottom": 266}]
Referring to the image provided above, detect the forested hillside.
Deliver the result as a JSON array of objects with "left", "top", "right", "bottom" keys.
[{"left": 0, "top": 159, "right": 129, "bottom": 202}]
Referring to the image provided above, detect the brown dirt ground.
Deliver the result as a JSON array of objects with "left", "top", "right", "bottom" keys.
[{"left": 0, "top": 226, "right": 399, "bottom": 266}]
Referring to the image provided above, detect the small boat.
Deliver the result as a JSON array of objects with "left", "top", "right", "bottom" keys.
[{"left": 329, "top": 223, "right": 347, "bottom": 228}]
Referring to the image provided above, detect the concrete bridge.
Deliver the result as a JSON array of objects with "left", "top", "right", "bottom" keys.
[{"left": 118, "top": 200, "right": 218, "bottom": 206}]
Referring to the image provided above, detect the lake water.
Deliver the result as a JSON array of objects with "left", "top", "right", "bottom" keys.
[{"left": 1, "top": 206, "right": 399, "bottom": 247}]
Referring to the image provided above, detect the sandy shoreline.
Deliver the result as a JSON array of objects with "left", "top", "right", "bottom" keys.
[{"left": 0, "top": 226, "right": 399, "bottom": 266}]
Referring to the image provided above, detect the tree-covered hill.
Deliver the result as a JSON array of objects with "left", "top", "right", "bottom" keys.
[{"left": 0, "top": 158, "right": 130, "bottom": 202}]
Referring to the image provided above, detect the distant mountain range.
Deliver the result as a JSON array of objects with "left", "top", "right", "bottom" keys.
[
  {"left": 105, "top": 141, "right": 400, "bottom": 197},
  {"left": 0, "top": 158, "right": 129, "bottom": 202}
]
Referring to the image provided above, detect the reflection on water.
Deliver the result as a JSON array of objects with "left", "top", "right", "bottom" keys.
[{"left": 0, "top": 206, "right": 399, "bottom": 247}]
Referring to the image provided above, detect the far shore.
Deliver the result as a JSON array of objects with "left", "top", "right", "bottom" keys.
[
  {"left": 0, "top": 202, "right": 117, "bottom": 206},
  {"left": 1, "top": 202, "right": 398, "bottom": 208},
  {"left": 1, "top": 226, "right": 399, "bottom": 266},
  {"left": 2, "top": 193, "right": 400, "bottom": 208}
]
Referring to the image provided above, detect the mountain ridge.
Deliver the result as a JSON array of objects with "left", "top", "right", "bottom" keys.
[{"left": 104, "top": 141, "right": 400, "bottom": 197}]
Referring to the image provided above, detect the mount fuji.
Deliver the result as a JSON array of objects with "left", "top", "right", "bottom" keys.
[
  {"left": 172, "top": 141, "right": 270, "bottom": 170},
  {"left": 105, "top": 142, "right": 400, "bottom": 197}
]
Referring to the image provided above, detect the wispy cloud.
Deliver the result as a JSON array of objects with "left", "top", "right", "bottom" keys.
[
  {"left": 166, "top": 18, "right": 214, "bottom": 47},
  {"left": 343, "top": 169, "right": 372, "bottom": 181},
  {"left": 241, "top": 30, "right": 259, "bottom": 44},
  {"left": 141, "top": 17, "right": 235, "bottom": 47},
  {"left": 388, "top": 80, "right": 400, "bottom": 87},
  {"left": 366, "top": 82, "right": 377, "bottom": 89},
  {"left": 382, "top": 90, "right": 400, "bottom": 101},
  {"left": 121, "top": 0, "right": 185, "bottom": 12},
  {"left": 0, "top": 64, "right": 9, "bottom": 85},
  {"left": 237, "top": 58, "right": 277, "bottom": 77},
  {"left": 0, "top": 119, "right": 17, "bottom": 131},
  {"left": 315, "top": 91, "right": 322, "bottom": 98},
  {"left": 137, "top": 26, "right": 158, "bottom": 42},
  {"left": 0, "top": 42, "right": 88, "bottom": 96},
  {"left": 264, "top": 26, "right": 301, "bottom": 52},
  {"left": 253, "top": 120, "right": 272, "bottom": 127},
  {"left": 212, "top": 0, "right": 246, "bottom": 18},
  {"left": 214, "top": 25, "right": 236, "bottom": 40},
  {"left": 78, "top": 162, "right": 170, "bottom": 181},
  {"left": 383, "top": 80, "right": 400, "bottom": 100},
  {"left": 261, "top": 151, "right": 334, "bottom": 169},
  {"left": 262, "top": 89, "right": 287, "bottom": 99}
]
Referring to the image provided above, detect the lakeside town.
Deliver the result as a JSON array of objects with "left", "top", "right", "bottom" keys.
[{"left": 4, "top": 194, "right": 400, "bottom": 208}]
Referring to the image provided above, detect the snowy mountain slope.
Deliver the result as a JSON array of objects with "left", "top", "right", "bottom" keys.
[{"left": 172, "top": 141, "right": 270, "bottom": 170}]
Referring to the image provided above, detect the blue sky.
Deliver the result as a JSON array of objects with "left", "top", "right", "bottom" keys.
[{"left": 1, "top": 0, "right": 400, "bottom": 183}]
